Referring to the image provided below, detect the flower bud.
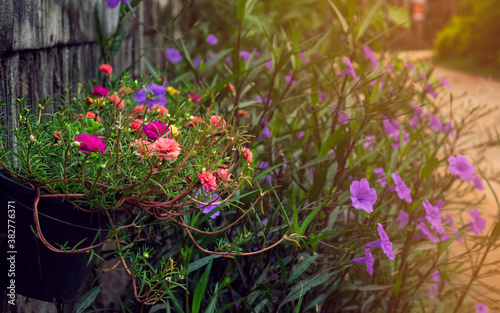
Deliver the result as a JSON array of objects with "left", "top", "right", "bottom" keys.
[
  {"left": 73, "top": 141, "right": 81, "bottom": 147},
  {"left": 29, "top": 134, "right": 36, "bottom": 143}
]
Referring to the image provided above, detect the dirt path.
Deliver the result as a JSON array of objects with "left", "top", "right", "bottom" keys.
[{"left": 402, "top": 50, "right": 500, "bottom": 303}]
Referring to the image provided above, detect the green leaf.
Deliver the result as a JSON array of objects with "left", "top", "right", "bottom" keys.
[
  {"left": 188, "top": 255, "right": 222, "bottom": 273},
  {"left": 279, "top": 272, "right": 331, "bottom": 307},
  {"left": 192, "top": 259, "right": 213, "bottom": 313},
  {"left": 73, "top": 286, "right": 100, "bottom": 313},
  {"left": 356, "top": 0, "right": 383, "bottom": 40},
  {"left": 357, "top": 284, "right": 393, "bottom": 291},
  {"left": 328, "top": 0, "right": 349, "bottom": 33},
  {"left": 387, "top": 5, "right": 410, "bottom": 29},
  {"left": 289, "top": 253, "right": 318, "bottom": 282},
  {"left": 206, "top": 48, "right": 233, "bottom": 72},
  {"left": 298, "top": 202, "right": 323, "bottom": 237},
  {"left": 419, "top": 157, "right": 438, "bottom": 181},
  {"left": 271, "top": 186, "right": 291, "bottom": 229}
]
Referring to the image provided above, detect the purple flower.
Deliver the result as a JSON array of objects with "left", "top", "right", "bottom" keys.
[
  {"left": 74, "top": 133, "right": 106, "bottom": 154},
  {"left": 398, "top": 210, "right": 409, "bottom": 229},
  {"left": 386, "top": 63, "right": 394, "bottom": 72},
  {"left": 440, "top": 76, "right": 451, "bottom": 91},
  {"left": 417, "top": 222, "right": 440, "bottom": 243},
  {"left": 92, "top": 85, "right": 109, "bottom": 98},
  {"left": 365, "top": 223, "right": 395, "bottom": 260},
  {"left": 420, "top": 69, "right": 427, "bottom": 79},
  {"left": 422, "top": 199, "right": 445, "bottom": 234},
  {"left": 340, "top": 113, "right": 349, "bottom": 125},
  {"left": 432, "top": 270, "right": 440, "bottom": 282},
  {"left": 448, "top": 155, "right": 475, "bottom": 181},
  {"left": 106, "top": 0, "right": 130, "bottom": 9},
  {"left": 239, "top": 51, "right": 251, "bottom": 63},
  {"left": 428, "top": 113, "right": 443, "bottom": 131},
  {"left": 473, "top": 176, "right": 484, "bottom": 191},
  {"left": 469, "top": 208, "right": 486, "bottom": 236},
  {"left": 391, "top": 172, "right": 412, "bottom": 203},
  {"left": 196, "top": 192, "right": 221, "bottom": 219},
  {"left": 351, "top": 248, "right": 374, "bottom": 276},
  {"left": 409, "top": 115, "right": 419, "bottom": 128},
  {"left": 476, "top": 302, "right": 489, "bottom": 313},
  {"left": 134, "top": 83, "right": 167, "bottom": 107},
  {"left": 143, "top": 122, "right": 170, "bottom": 141},
  {"left": 364, "top": 136, "right": 376, "bottom": 151},
  {"left": 425, "top": 82, "right": 437, "bottom": 99},
  {"left": 285, "top": 75, "right": 296, "bottom": 85},
  {"left": 193, "top": 58, "right": 201, "bottom": 68},
  {"left": 383, "top": 119, "right": 399, "bottom": 138},
  {"left": 429, "top": 283, "right": 438, "bottom": 300},
  {"left": 350, "top": 178, "right": 377, "bottom": 213},
  {"left": 266, "top": 59, "right": 273, "bottom": 70},
  {"left": 165, "top": 48, "right": 182, "bottom": 63},
  {"left": 297, "top": 131, "right": 305, "bottom": 139},
  {"left": 337, "top": 56, "right": 359, "bottom": 82},
  {"left": 374, "top": 167, "right": 386, "bottom": 187},
  {"left": 363, "top": 46, "right": 378, "bottom": 69},
  {"left": 262, "top": 218, "right": 268, "bottom": 226},
  {"left": 206, "top": 34, "right": 219, "bottom": 45}
]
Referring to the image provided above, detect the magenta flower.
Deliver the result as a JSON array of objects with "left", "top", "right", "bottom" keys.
[
  {"left": 469, "top": 208, "right": 486, "bottom": 236},
  {"left": 165, "top": 48, "right": 182, "bottom": 63},
  {"left": 476, "top": 302, "right": 489, "bottom": 313},
  {"left": 374, "top": 167, "right": 386, "bottom": 187},
  {"left": 417, "top": 222, "right": 440, "bottom": 243},
  {"left": 398, "top": 210, "right": 409, "bottom": 229},
  {"left": 339, "top": 113, "right": 349, "bottom": 125},
  {"left": 427, "top": 113, "right": 443, "bottom": 131},
  {"left": 422, "top": 199, "right": 445, "bottom": 234},
  {"left": 206, "top": 34, "right": 219, "bottom": 45},
  {"left": 448, "top": 155, "right": 475, "bottom": 181},
  {"left": 143, "top": 122, "right": 170, "bottom": 141},
  {"left": 363, "top": 46, "right": 378, "bottom": 69},
  {"left": 350, "top": 178, "right": 377, "bottom": 213},
  {"left": 92, "top": 85, "right": 109, "bottom": 98},
  {"left": 425, "top": 82, "right": 437, "bottom": 98},
  {"left": 440, "top": 76, "right": 451, "bottom": 91},
  {"left": 473, "top": 176, "right": 484, "bottom": 191},
  {"left": 107, "top": 0, "right": 130, "bottom": 9},
  {"left": 351, "top": 248, "right": 374, "bottom": 276},
  {"left": 364, "top": 136, "right": 376, "bottom": 151},
  {"left": 134, "top": 83, "right": 167, "bottom": 107},
  {"left": 365, "top": 223, "right": 395, "bottom": 260},
  {"left": 74, "top": 133, "right": 106, "bottom": 154},
  {"left": 337, "top": 56, "right": 359, "bottom": 82},
  {"left": 429, "top": 283, "right": 438, "bottom": 300},
  {"left": 391, "top": 172, "right": 412, "bottom": 203}
]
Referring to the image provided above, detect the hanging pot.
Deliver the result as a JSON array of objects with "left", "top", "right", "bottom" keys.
[{"left": 0, "top": 170, "right": 109, "bottom": 303}]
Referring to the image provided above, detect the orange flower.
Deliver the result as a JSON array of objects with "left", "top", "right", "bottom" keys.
[
  {"left": 119, "top": 86, "right": 132, "bottom": 96},
  {"left": 99, "top": 64, "right": 113, "bottom": 75},
  {"left": 150, "top": 138, "right": 181, "bottom": 161},
  {"left": 210, "top": 115, "right": 226, "bottom": 130},
  {"left": 150, "top": 104, "right": 168, "bottom": 116},
  {"left": 108, "top": 94, "right": 124, "bottom": 108},
  {"left": 135, "top": 140, "right": 152, "bottom": 156},
  {"left": 131, "top": 105, "right": 147, "bottom": 115},
  {"left": 85, "top": 111, "right": 101, "bottom": 123},
  {"left": 198, "top": 171, "right": 217, "bottom": 192},
  {"left": 241, "top": 147, "right": 253, "bottom": 163},
  {"left": 217, "top": 168, "right": 232, "bottom": 182}
]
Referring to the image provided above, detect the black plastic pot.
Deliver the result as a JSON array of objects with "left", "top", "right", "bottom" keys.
[{"left": 0, "top": 170, "right": 109, "bottom": 303}]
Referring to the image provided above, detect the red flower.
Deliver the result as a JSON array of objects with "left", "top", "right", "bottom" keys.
[
  {"left": 130, "top": 119, "right": 144, "bottom": 133},
  {"left": 210, "top": 115, "right": 226, "bottom": 130},
  {"left": 74, "top": 133, "right": 106, "bottom": 154},
  {"left": 150, "top": 104, "right": 169, "bottom": 116},
  {"left": 131, "top": 105, "right": 147, "bottom": 115},
  {"left": 241, "top": 147, "right": 253, "bottom": 163},
  {"left": 99, "top": 64, "right": 113, "bottom": 75},
  {"left": 134, "top": 140, "right": 152, "bottom": 156},
  {"left": 150, "top": 138, "right": 181, "bottom": 161},
  {"left": 198, "top": 172, "right": 217, "bottom": 192},
  {"left": 184, "top": 116, "right": 203, "bottom": 128},
  {"left": 119, "top": 86, "right": 132, "bottom": 96}
]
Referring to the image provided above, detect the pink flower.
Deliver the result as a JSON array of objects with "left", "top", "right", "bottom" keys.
[
  {"left": 210, "top": 115, "right": 226, "bottom": 130},
  {"left": 150, "top": 138, "right": 181, "bottom": 161},
  {"left": 476, "top": 302, "right": 489, "bottom": 313},
  {"left": 92, "top": 85, "right": 109, "bottom": 98},
  {"left": 473, "top": 176, "right": 484, "bottom": 191},
  {"left": 150, "top": 104, "right": 169, "bottom": 116},
  {"left": 198, "top": 172, "right": 217, "bottom": 192},
  {"left": 99, "top": 64, "right": 113, "bottom": 75},
  {"left": 108, "top": 94, "right": 124, "bottom": 108},
  {"left": 85, "top": 112, "right": 101, "bottom": 123},
  {"left": 143, "top": 122, "right": 170, "bottom": 140},
  {"left": 469, "top": 208, "right": 486, "bottom": 236},
  {"left": 217, "top": 168, "right": 232, "bottom": 182},
  {"left": 392, "top": 172, "right": 412, "bottom": 203},
  {"left": 398, "top": 211, "right": 409, "bottom": 229},
  {"left": 241, "top": 147, "right": 253, "bottom": 163},
  {"left": 135, "top": 140, "right": 152, "bottom": 156},
  {"left": 74, "top": 133, "right": 106, "bottom": 154}
]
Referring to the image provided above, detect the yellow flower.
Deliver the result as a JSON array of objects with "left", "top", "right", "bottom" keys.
[
  {"left": 166, "top": 86, "right": 180, "bottom": 96},
  {"left": 93, "top": 98, "right": 106, "bottom": 108},
  {"left": 169, "top": 125, "right": 179, "bottom": 136}
]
